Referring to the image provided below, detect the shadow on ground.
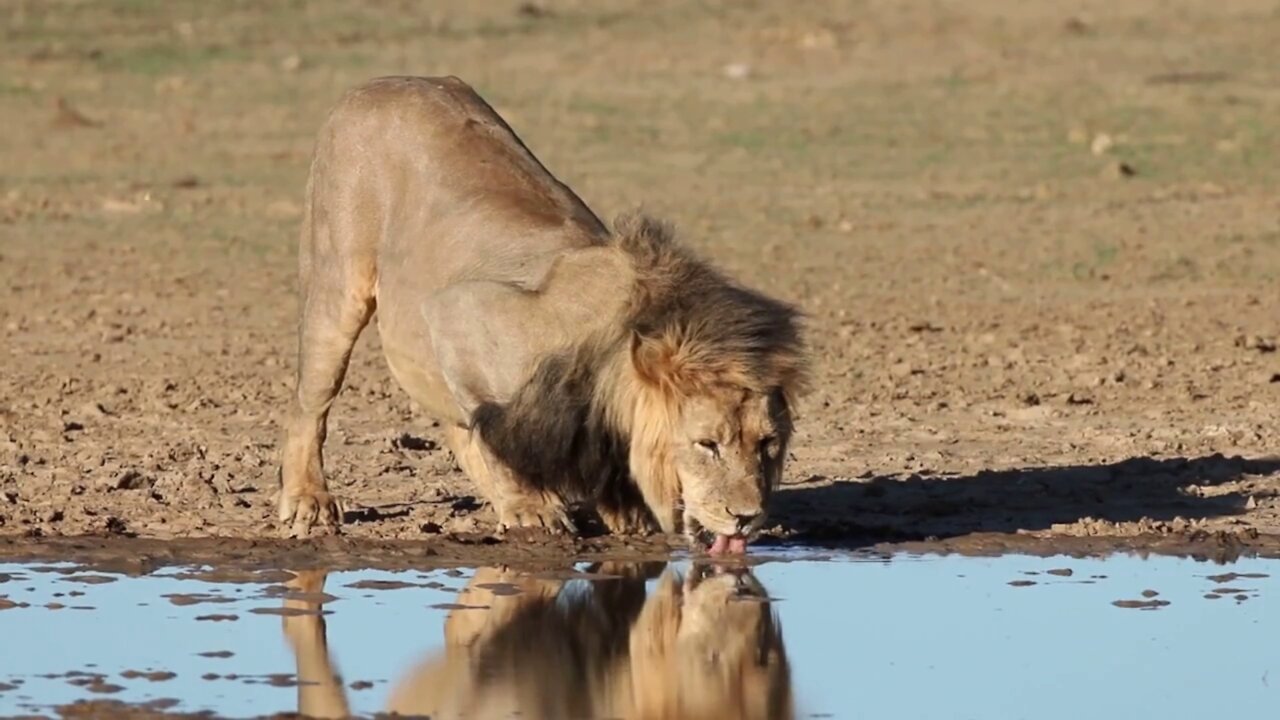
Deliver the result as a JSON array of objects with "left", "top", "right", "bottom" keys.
[{"left": 772, "top": 454, "right": 1280, "bottom": 544}]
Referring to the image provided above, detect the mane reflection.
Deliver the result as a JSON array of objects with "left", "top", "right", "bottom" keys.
[{"left": 280, "top": 562, "right": 793, "bottom": 720}]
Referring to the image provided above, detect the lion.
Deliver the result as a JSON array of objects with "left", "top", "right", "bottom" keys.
[
  {"left": 279, "top": 563, "right": 793, "bottom": 720},
  {"left": 278, "top": 75, "right": 808, "bottom": 553}
]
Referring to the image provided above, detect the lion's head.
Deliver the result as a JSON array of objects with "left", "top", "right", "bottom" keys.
[
  {"left": 462, "top": 212, "right": 807, "bottom": 553},
  {"left": 609, "top": 213, "right": 809, "bottom": 554}
]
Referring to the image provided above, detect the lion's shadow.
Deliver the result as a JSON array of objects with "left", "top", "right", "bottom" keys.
[{"left": 771, "top": 453, "right": 1280, "bottom": 544}]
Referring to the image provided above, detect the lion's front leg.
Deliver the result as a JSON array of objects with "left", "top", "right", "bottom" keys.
[{"left": 445, "top": 425, "right": 577, "bottom": 535}]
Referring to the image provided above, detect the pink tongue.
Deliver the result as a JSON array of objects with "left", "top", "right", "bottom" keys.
[{"left": 709, "top": 534, "right": 749, "bottom": 556}]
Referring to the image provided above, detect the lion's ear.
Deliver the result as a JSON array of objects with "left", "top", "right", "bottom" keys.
[{"left": 630, "top": 331, "right": 682, "bottom": 389}]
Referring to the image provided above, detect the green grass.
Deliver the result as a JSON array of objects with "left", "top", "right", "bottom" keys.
[
  {"left": 0, "top": 77, "right": 37, "bottom": 97},
  {"left": 566, "top": 98, "right": 625, "bottom": 118},
  {"left": 91, "top": 43, "right": 248, "bottom": 76}
]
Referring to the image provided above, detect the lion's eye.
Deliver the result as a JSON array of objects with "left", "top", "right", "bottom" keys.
[{"left": 695, "top": 439, "right": 720, "bottom": 455}]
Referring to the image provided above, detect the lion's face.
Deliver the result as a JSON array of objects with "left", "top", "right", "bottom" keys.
[{"left": 672, "top": 386, "right": 791, "bottom": 553}]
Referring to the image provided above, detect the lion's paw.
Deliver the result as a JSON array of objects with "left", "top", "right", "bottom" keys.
[
  {"left": 598, "top": 504, "right": 658, "bottom": 537},
  {"left": 276, "top": 488, "right": 345, "bottom": 538},
  {"left": 496, "top": 494, "right": 578, "bottom": 536}
]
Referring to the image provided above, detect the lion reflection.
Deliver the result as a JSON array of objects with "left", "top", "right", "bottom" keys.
[{"left": 280, "top": 563, "right": 792, "bottom": 720}]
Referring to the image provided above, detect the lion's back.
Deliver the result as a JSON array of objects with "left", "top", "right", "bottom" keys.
[{"left": 317, "top": 75, "right": 605, "bottom": 238}]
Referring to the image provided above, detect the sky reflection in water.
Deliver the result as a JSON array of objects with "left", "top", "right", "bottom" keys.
[{"left": 0, "top": 551, "right": 1277, "bottom": 718}]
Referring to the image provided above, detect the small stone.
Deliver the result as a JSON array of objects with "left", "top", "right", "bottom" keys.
[
  {"left": 1101, "top": 161, "right": 1137, "bottom": 179},
  {"left": 1064, "top": 17, "right": 1091, "bottom": 35},
  {"left": 79, "top": 401, "right": 109, "bottom": 418},
  {"left": 113, "top": 470, "right": 153, "bottom": 491},
  {"left": 722, "top": 62, "right": 751, "bottom": 80},
  {"left": 1244, "top": 335, "right": 1276, "bottom": 353},
  {"left": 889, "top": 362, "right": 919, "bottom": 379},
  {"left": 516, "top": 2, "right": 553, "bottom": 18}
]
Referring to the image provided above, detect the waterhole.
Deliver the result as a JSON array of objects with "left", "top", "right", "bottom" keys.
[{"left": 0, "top": 550, "right": 1276, "bottom": 718}]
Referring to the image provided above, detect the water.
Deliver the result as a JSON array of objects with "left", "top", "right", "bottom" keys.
[{"left": 0, "top": 551, "right": 1277, "bottom": 719}]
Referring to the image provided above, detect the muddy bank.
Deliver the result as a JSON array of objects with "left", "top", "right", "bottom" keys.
[
  {"left": 0, "top": 524, "right": 1278, "bottom": 576},
  {"left": 4, "top": 447, "right": 1280, "bottom": 571}
]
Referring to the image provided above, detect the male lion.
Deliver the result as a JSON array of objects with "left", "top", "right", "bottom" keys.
[
  {"left": 278, "top": 76, "right": 808, "bottom": 553},
  {"left": 279, "top": 563, "right": 793, "bottom": 720}
]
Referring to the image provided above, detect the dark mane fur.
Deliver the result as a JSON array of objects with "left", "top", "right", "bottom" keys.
[
  {"left": 613, "top": 212, "right": 806, "bottom": 394},
  {"left": 471, "top": 211, "right": 807, "bottom": 506},
  {"left": 471, "top": 345, "right": 638, "bottom": 508}
]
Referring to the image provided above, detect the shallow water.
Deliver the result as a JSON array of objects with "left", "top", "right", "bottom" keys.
[{"left": 0, "top": 550, "right": 1277, "bottom": 719}]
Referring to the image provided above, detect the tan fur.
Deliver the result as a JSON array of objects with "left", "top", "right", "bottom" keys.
[
  {"left": 278, "top": 75, "right": 808, "bottom": 542},
  {"left": 279, "top": 565, "right": 792, "bottom": 720}
]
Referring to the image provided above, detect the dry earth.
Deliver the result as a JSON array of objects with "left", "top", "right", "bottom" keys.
[{"left": 3, "top": 0, "right": 1280, "bottom": 567}]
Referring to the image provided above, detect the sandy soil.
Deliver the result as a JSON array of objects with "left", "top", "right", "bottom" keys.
[{"left": 3, "top": 0, "right": 1280, "bottom": 567}]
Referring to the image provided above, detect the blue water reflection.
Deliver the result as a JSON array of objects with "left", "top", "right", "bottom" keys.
[{"left": 0, "top": 551, "right": 1276, "bottom": 718}]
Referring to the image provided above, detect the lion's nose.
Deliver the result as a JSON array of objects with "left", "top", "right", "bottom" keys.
[{"left": 732, "top": 511, "right": 761, "bottom": 534}]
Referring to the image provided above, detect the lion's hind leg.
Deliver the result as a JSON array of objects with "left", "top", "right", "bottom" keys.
[{"left": 445, "top": 424, "right": 577, "bottom": 535}]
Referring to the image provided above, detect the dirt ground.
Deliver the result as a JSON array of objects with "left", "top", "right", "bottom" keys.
[{"left": 3, "top": 0, "right": 1280, "bottom": 568}]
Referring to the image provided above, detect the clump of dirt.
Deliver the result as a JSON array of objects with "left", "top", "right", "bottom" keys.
[
  {"left": 163, "top": 593, "right": 235, "bottom": 607},
  {"left": 120, "top": 670, "right": 177, "bottom": 682},
  {"left": 61, "top": 671, "right": 125, "bottom": 695},
  {"left": 1112, "top": 598, "right": 1171, "bottom": 610},
  {"left": 1206, "top": 572, "right": 1268, "bottom": 583},
  {"left": 343, "top": 579, "right": 421, "bottom": 591}
]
